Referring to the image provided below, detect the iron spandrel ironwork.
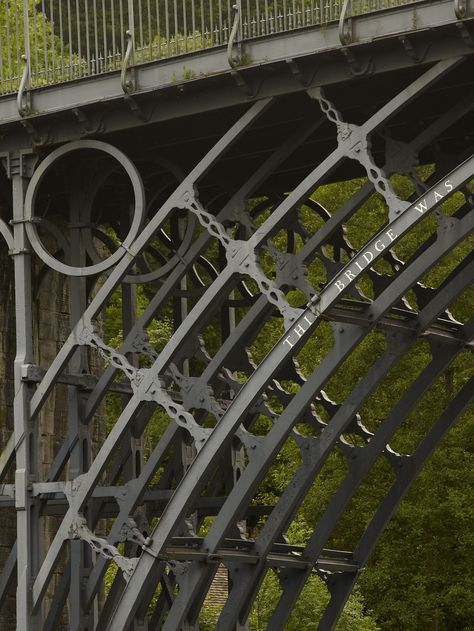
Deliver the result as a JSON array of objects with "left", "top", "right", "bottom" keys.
[{"left": 0, "top": 5, "right": 472, "bottom": 630}]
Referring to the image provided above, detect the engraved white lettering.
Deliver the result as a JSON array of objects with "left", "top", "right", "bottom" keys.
[
  {"left": 374, "top": 239, "right": 385, "bottom": 252},
  {"left": 415, "top": 198, "right": 428, "bottom": 214},
  {"left": 283, "top": 175, "right": 452, "bottom": 349},
  {"left": 362, "top": 251, "right": 373, "bottom": 265},
  {"left": 293, "top": 323, "right": 306, "bottom": 338}
]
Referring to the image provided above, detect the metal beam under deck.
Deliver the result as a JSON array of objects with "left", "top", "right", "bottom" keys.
[{"left": 0, "top": 0, "right": 472, "bottom": 153}]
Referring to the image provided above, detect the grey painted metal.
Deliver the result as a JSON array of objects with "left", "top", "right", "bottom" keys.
[
  {"left": 157, "top": 210, "right": 474, "bottom": 631},
  {"left": 216, "top": 265, "right": 474, "bottom": 628},
  {"left": 315, "top": 374, "right": 474, "bottom": 631},
  {"left": 0, "top": 0, "right": 472, "bottom": 144},
  {"left": 103, "top": 63, "right": 473, "bottom": 628},
  {"left": 0, "top": 0, "right": 425, "bottom": 96},
  {"left": 0, "top": 18, "right": 472, "bottom": 631},
  {"left": 93, "top": 63, "right": 473, "bottom": 626},
  {"left": 24, "top": 139, "right": 146, "bottom": 277},
  {"left": 267, "top": 319, "right": 474, "bottom": 630}
]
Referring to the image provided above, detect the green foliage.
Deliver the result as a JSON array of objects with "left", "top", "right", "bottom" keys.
[
  {"left": 199, "top": 571, "right": 380, "bottom": 630},
  {"left": 99, "top": 171, "right": 473, "bottom": 630},
  {"left": 2, "top": 0, "right": 471, "bottom": 626},
  {"left": 250, "top": 571, "right": 379, "bottom": 631},
  {"left": 239, "top": 177, "right": 474, "bottom": 631},
  {"left": 0, "top": 1, "right": 80, "bottom": 90}
]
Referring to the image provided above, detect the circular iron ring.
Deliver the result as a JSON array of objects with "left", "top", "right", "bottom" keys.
[{"left": 24, "top": 139, "right": 146, "bottom": 277}]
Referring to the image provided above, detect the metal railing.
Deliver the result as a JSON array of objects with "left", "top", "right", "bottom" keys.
[{"left": 1, "top": 0, "right": 420, "bottom": 98}]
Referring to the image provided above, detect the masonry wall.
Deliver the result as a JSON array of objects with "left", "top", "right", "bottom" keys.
[{"left": 0, "top": 237, "right": 105, "bottom": 628}]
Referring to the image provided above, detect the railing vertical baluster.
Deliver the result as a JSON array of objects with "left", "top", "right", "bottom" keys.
[
  {"left": 238, "top": 0, "right": 243, "bottom": 50},
  {"left": 191, "top": 0, "right": 196, "bottom": 50},
  {"left": 127, "top": 0, "right": 136, "bottom": 75},
  {"left": 67, "top": 0, "right": 73, "bottom": 81},
  {"left": 41, "top": 1, "right": 48, "bottom": 85},
  {"left": 119, "top": 0, "right": 125, "bottom": 58},
  {"left": 201, "top": 0, "right": 205, "bottom": 45},
  {"left": 6, "top": 0, "right": 12, "bottom": 115},
  {"left": 173, "top": 0, "right": 178, "bottom": 53},
  {"left": 93, "top": 0, "right": 99, "bottom": 72},
  {"left": 182, "top": 0, "right": 188, "bottom": 51},
  {"left": 218, "top": 0, "right": 223, "bottom": 43},
  {"left": 155, "top": 0, "right": 161, "bottom": 58},
  {"left": 33, "top": 0, "right": 39, "bottom": 86},
  {"left": 14, "top": 0, "right": 21, "bottom": 89},
  {"left": 138, "top": 0, "right": 144, "bottom": 62},
  {"left": 0, "top": 24, "right": 4, "bottom": 94},
  {"left": 110, "top": 0, "right": 117, "bottom": 67},
  {"left": 75, "top": 0, "right": 82, "bottom": 77},
  {"left": 59, "top": 0, "right": 65, "bottom": 83},
  {"left": 209, "top": 0, "right": 214, "bottom": 45},
  {"left": 165, "top": 0, "right": 170, "bottom": 56},
  {"left": 85, "top": 0, "right": 91, "bottom": 76},
  {"left": 102, "top": 0, "right": 108, "bottom": 71},
  {"left": 49, "top": 0, "right": 56, "bottom": 83},
  {"left": 147, "top": 0, "right": 152, "bottom": 59}
]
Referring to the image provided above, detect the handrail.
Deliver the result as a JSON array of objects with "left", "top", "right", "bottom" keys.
[{"left": 0, "top": 0, "right": 432, "bottom": 97}]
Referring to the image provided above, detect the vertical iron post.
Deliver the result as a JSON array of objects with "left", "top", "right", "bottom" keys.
[
  {"left": 68, "top": 178, "right": 95, "bottom": 631},
  {"left": 10, "top": 151, "right": 39, "bottom": 631}
]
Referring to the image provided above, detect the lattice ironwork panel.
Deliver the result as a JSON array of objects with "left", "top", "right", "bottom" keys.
[{"left": 0, "top": 54, "right": 472, "bottom": 631}]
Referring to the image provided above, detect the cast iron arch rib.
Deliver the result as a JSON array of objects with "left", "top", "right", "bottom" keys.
[
  {"left": 152, "top": 200, "right": 474, "bottom": 631},
  {"left": 1, "top": 46, "right": 473, "bottom": 631},
  {"left": 105, "top": 163, "right": 474, "bottom": 631}
]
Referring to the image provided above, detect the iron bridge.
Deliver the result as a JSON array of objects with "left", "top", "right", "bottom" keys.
[{"left": 0, "top": 0, "right": 473, "bottom": 629}]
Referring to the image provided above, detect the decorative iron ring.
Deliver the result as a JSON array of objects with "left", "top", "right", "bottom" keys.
[{"left": 24, "top": 140, "right": 145, "bottom": 276}]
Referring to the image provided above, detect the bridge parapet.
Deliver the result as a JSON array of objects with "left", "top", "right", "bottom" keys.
[{"left": 0, "top": 0, "right": 431, "bottom": 98}]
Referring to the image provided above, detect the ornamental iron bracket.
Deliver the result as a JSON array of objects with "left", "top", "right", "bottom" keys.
[
  {"left": 17, "top": 55, "right": 31, "bottom": 118},
  {"left": 227, "top": 2, "right": 242, "bottom": 69},
  {"left": 121, "top": 30, "right": 136, "bottom": 94},
  {"left": 454, "top": 0, "right": 468, "bottom": 18},
  {"left": 339, "top": 0, "right": 352, "bottom": 45},
  {"left": 72, "top": 108, "right": 104, "bottom": 136},
  {"left": 456, "top": 21, "right": 474, "bottom": 46}
]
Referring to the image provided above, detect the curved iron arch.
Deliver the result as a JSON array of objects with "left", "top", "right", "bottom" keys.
[{"left": 0, "top": 55, "right": 472, "bottom": 631}]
